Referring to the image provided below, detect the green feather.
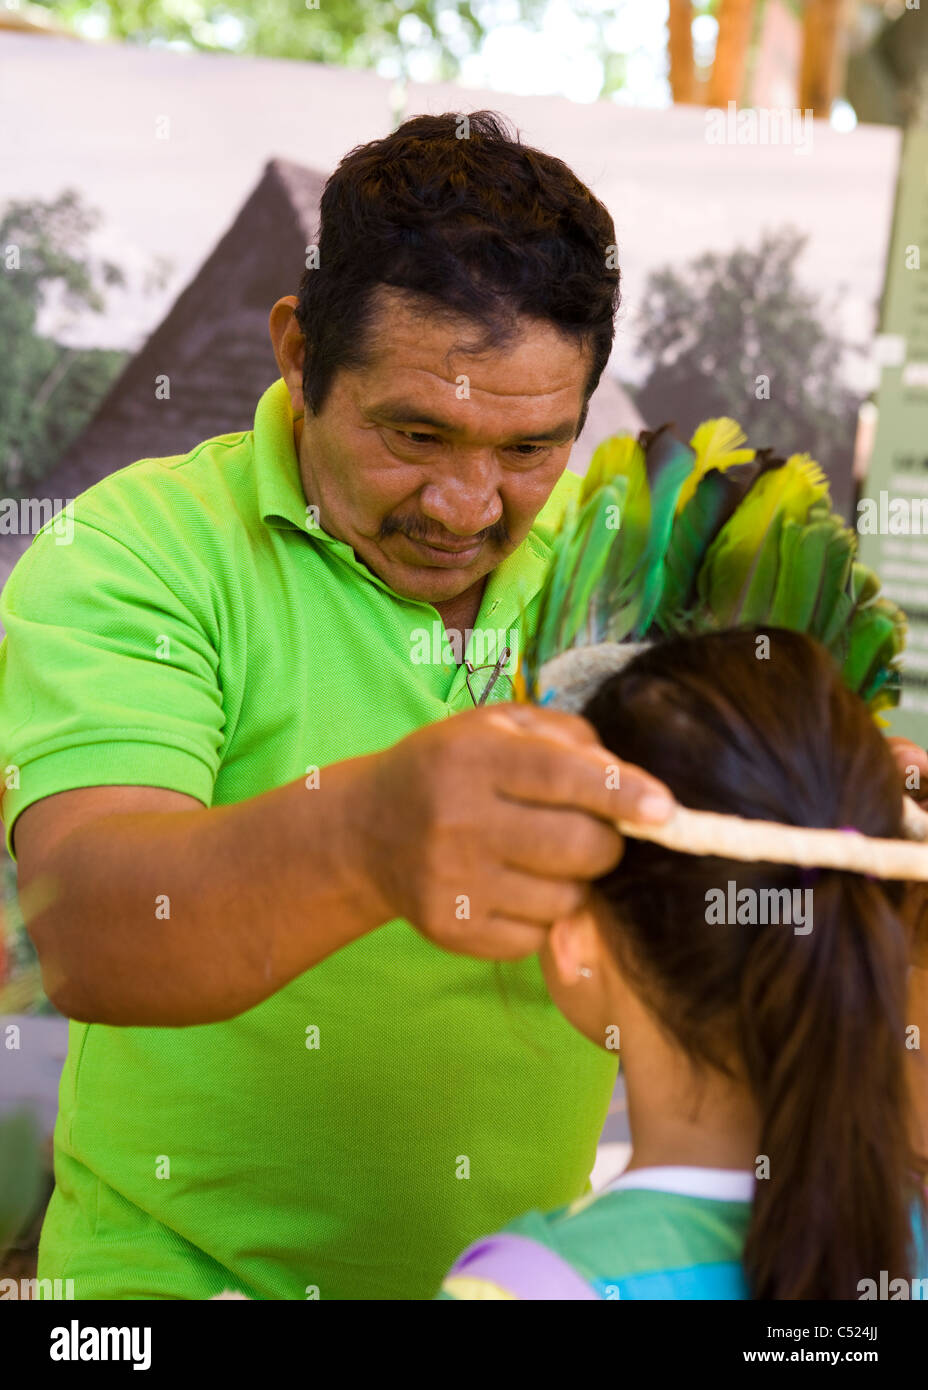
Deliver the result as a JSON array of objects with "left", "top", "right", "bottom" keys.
[
  {"left": 598, "top": 447, "right": 652, "bottom": 642},
  {"left": 824, "top": 563, "right": 895, "bottom": 679},
  {"left": 632, "top": 430, "right": 697, "bottom": 637},
  {"left": 766, "top": 518, "right": 828, "bottom": 631},
  {"left": 564, "top": 482, "right": 628, "bottom": 647},
  {"left": 843, "top": 598, "right": 906, "bottom": 702},
  {"left": 766, "top": 511, "right": 855, "bottom": 637},
  {"left": 526, "top": 477, "right": 627, "bottom": 687},
  {"left": 697, "top": 455, "right": 830, "bottom": 626},
  {"left": 806, "top": 513, "right": 856, "bottom": 645},
  {"left": 656, "top": 460, "right": 767, "bottom": 633},
  {"left": 529, "top": 494, "right": 580, "bottom": 678},
  {"left": 850, "top": 561, "right": 880, "bottom": 608},
  {"left": 520, "top": 419, "right": 908, "bottom": 718}
]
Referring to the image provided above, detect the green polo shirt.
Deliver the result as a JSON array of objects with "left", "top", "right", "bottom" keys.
[{"left": 0, "top": 377, "right": 616, "bottom": 1300}]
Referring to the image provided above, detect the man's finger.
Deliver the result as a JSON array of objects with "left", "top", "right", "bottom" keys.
[
  {"left": 497, "top": 806, "right": 623, "bottom": 879},
  {"left": 497, "top": 734, "right": 676, "bottom": 826},
  {"left": 485, "top": 703, "right": 601, "bottom": 746},
  {"left": 488, "top": 869, "right": 595, "bottom": 924},
  {"left": 887, "top": 737, "right": 928, "bottom": 805},
  {"left": 464, "top": 918, "right": 548, "bottom": 961}
]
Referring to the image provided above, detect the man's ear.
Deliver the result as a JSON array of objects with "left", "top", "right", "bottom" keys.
[{"left": 268, "top": 296, "right": 306, "bottom": 412}]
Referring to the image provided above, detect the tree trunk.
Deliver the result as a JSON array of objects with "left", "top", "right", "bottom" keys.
[
  {"left": 668, "top": 0, "right": 696, "bottom": 104},
  {"left": 707, "top": 0, "right": 756, "bottom": 108},
  {"left": 799, "top": 0, "right": 849, "bottom": 117}
]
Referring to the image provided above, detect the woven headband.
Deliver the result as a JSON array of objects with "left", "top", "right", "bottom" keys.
[{"left": 615, "top": 795, "right": 928, "bottom": 882}]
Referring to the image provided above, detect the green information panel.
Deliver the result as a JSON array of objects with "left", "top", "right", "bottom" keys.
[{"left": 858, "top": 126, "right": 928, "bottom": 742}]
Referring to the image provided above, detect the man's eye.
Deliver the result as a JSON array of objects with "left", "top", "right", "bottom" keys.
[
  {"left": 394, "top": 431, "right": 548, "bottom": 457},
  {"left": 399, "top": 431, "right": 437, "bottom": 445}
]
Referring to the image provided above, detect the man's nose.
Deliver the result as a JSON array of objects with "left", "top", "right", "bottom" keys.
[{"left": 419, "top": 454, "right": 503, "bottom": 537}]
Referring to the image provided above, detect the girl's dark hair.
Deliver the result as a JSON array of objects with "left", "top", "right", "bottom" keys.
[
  {"left": 582, "top": 626, "right": 927, "bottom": 1300},
  {"left": 294, "top": 110, "right": 620, "bottom": 433}
]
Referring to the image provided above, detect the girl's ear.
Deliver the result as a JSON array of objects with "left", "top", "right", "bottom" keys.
[{"left": 545, "top": 903, "right": 609, "bottom": 987}]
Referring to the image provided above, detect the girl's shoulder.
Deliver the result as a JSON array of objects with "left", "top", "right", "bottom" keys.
[
  {"left": 436, "top": 1173, "right": 928, "bottom": 1299},
  {"left": 437, "top": 1182, "right": 753, "bottom": 1301}
]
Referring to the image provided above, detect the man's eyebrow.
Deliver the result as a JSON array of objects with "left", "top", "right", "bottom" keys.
[{"left": 364, "top": 400, "right": 578, "bottom": 445}]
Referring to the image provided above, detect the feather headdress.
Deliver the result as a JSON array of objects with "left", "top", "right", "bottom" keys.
[{"left": 517, "top": 418, "right": 928, "bottom": 879}]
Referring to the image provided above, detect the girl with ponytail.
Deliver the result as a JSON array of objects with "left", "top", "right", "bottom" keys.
[{"left": 437, "top": 626, "right": 928, "bottom": 1300}]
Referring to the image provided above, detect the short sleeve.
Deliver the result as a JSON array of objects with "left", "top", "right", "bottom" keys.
[
  {"left": 0, "top": 520, "right": 225, "bottom": 860},
  {"left": 436, "top": 1224, "right": 599, "bottom": 1300}
]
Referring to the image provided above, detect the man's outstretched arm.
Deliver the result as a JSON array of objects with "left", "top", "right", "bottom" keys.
[
  {"left": 15, "top": 704, "right": 674, "bottom": 1028},
  {"left": 16, "top": 757, "right": 389, "bottom": 1027}
]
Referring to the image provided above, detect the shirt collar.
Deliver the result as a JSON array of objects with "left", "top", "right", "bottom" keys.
[
  {"left": 255, "top": 376, "right": 318, "bottom": 533},
  {"left": 253, "top": 373, "right": 575, "bottom": 628},
  {"left": 604, "top": 1167, "right": 757, "bottom": 1203}
]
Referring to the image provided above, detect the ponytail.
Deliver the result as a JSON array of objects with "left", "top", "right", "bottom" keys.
[
  {"left": 740, "top": 873, "right": 925, "bottom": 1299},
  {"left": 583, "top": 627, "right": 928, "bottom": 1300}
]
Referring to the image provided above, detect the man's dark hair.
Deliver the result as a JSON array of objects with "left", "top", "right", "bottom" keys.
[{"left": 294, "top": 110, "right": 620, "bottom": 438}]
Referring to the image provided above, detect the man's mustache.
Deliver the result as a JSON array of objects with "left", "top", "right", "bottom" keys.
[{"left": 379, "top": 514, "right": 509, "bottom": 546}]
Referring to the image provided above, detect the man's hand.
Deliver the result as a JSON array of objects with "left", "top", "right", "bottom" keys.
[
  {"left": 887, "top": 736, "right": 928, "bottom": 807},
  {"left": 887, "top": 736, "right": 928, "bottom": 970},
  {"left": 886, "top": 737, "right": 928, "bottom": 1158},
  {"left": 357, "top": 703, "right": 675, "bottom": 960}
]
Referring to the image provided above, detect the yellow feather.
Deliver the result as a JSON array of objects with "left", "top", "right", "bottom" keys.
[
  {"left": 675, "top": 418, "right": 755, "bottom": 515},
  {"left": 780, "top": 451, "right": 829, "bottom": 494},
  {"left": 580, "top": 434, "right": 645, "bottom": 504}
]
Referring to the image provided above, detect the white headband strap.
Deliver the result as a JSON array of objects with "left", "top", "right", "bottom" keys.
[{"left": 616, "top": 797, "right": 928, "bottom": 881}]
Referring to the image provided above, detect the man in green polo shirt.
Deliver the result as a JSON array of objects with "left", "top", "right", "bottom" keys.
[{"left": 0, "top": 110, "right": 673, "bottom": 1299}]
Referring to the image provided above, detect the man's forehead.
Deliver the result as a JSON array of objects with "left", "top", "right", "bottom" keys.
[{"left": 357, "top": 287, "right": 590, "bottom": 414}]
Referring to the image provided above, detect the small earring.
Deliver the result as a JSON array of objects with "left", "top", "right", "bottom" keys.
[{"left": 577, "top": 966, "right": 593, "bottom": 979}]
